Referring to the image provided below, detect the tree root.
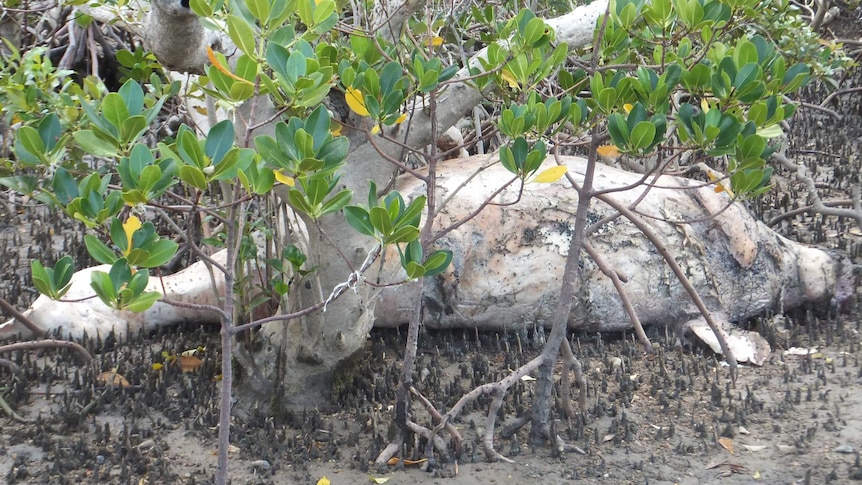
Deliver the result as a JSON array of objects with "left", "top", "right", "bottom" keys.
[
  {"left": 0, "top": 340, "right": 93, "bottom": 364},
  {"left": 559, "top": 338, "right": 587, "bottom": 420},
  {"left": 389, "top": 345, "right": 591, "bottom": 464},
  {"left": 0, "top": 296, "right": 47, "bottom": 338},
  {"left": 772, "top": 152, "right": 862, "bottom": 230},
  {"left": 409, "top": 386, "right": 462, "bottom": 454}
]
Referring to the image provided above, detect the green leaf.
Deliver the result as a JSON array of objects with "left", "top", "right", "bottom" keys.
[
  {"left": 52, "top": 167, "right": 79, "bottom": 205},
  {"left": 90, "top": 270, "right": 118, "bottom": 308},
  {"left": 73, "top": 130, "right": 118, "bottom": 157},
  {"left": 102, "top": 93, "right": 130, "bottom": 133},
  {"left": 288, "top": 189, "right": 315, "bottom": 216},
  {"left": 630, "top": 121, "right": 657, "bottom": 151},
  {"left": 125, "top": 268, "right": 150, "bottom": 295},
  {"left": 141, "top": 239, "right": 179, "bottom": 267},
  {"left": 246, "top": 0, "right": 271, "bottom": 22},
  {"left": 17, "top": 125, "right": 45, "bottom": 159},
  {"left": 312, "top": 0, "right": 335, "bottom": 25},
  {"left": 304, "top": 105, "right": 331, "bottom": 151},
  {"left": 395, "top": 195, "right": 425, "bottom": 228},
  {"left": 499, "top": 146, "right": 517, "bottom": 174},
  {"left": 422, "top": 250, "right": 452, "bottom": 277},
  {"left": 319, "top": 189, "right": 352, "bottom": 216},
  {"left": 179, "top": 165, "right": 208, "bottom": 190},
  {"left": 606, "top": 113, "right": 629, "bottom": 148},
  {"left": 124, "top": 292, "right": 162, "bottom": 312},
  {"left": 108, "top": 259, "right": 132, "bottom": 291},
  {"left": 227, "top": 14, "right": 257, "bottom": 58},
  {"left": 387, "top": 225, "right": 419, "bottom": 244},
  {"left": 53, "top": 256, "right": 75, "bottom": 297},
  {"left": 206, "top": 119, "right": 235, "bottom": 164},
  {"left": 369, "top": 206, "right": 393, "bottom": 236},
  {"left": 405, "top": 261, "right": 424, "bottom": 279},
  {"left": 38, "top": 114, "right": 62, "bottom": 151},
  {"left": 344, "top": 206, "right": 375, "bottom": 236},
  {"left": 30, "top": 260, "right": 55, "bottom": 298},
  {"left": 137, "top": 164, "right": 162, "bottom": 195},
  {"left": 178, "top": 128, "right": 207, "bottom": 170},
  {"left": 118, "top": 79, "right": 145, "bottom": 115},
  {"left": 511, "top": 137, "right": 529, "bottom": 172}
]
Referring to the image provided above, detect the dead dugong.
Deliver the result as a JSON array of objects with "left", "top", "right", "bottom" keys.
[
  {"left": 0, "top": 156, "right": 854, "bottom": 343},
  {"left": 373, "top": 155, "right": 855, "bottom": 332}
]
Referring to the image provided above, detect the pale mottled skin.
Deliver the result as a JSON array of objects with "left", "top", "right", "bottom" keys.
[{"left": 1, "top": 156, "right": 854, "bottom": 344}]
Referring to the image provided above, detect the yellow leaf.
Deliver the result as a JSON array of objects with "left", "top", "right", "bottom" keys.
[
  {"left": 426, "top": 35, "right": 443, "bottom": 47},
  {"left": 753, "top": 470, "right": 761, "bottom": 480},
  {"left": 501, "top": 68, "right": 520, "bottom": 90},
  {"left": 531, "top": 166, "right": 568, "bottom": 184},
  {"left": 623, "top": 103, "right": 633, "bottom": 114},
  {"left": 700, "top": 97, "right": 710, "bottom": 113},
  {"left": 123, "top": 215, "right": 142, "bottom": 255},
  {"left": 330, "top": 124, "right": 343, "bottom": 136},
  {"left": 317, "top": 477, "right": 331, "bottom": 485},
  {"left": 152, "top": 362, "right": 163, "bottom": 371},
  {"left": 371, "top": 124, "right": 381, "bottom": 135},
  {"left": 395, "top": 112, "right": 408, "bottom": 124},
  {"left": 369, "top": 476, "right": 391, "bottom": 484},
  {"left": 206, "top": 46, "right": 253, "bottom": 85},
  {"left": 274, "top": 170, "right": 295, "bottom": 186},
  {"left": 345, "top": 87, "right": 369, "bottom": 116},
  {"left": 596, "top": 145, "right": 621, "bottom": 159}
]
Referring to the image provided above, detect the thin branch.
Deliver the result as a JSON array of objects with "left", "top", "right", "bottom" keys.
[
  {"left": 596, "top": 194, "right": 738, "bottom": 384},
  {"left": 583, "top": 242, "right": 653, "bottom": 353}
]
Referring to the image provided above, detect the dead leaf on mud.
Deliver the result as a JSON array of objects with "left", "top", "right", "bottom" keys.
[
  {"left": 316, "top": 477, "right": 330, "bottom": 485},
  {"left": 386, "top": 457, "right": 427, "bottom": 466},
  {"left": 178, "top": 355, "right": 204, "bottom": 372},
  {"left": 601, "top": 434, "right": 615, "bottom": 444},
  {"left": 211, "top": 444, "right": 240, "bottom": 455},
  {"left": 97, "top": 371, "right": 130, "bottom": 387},
  {"left": 718, "top": 437, "right": 734, "bottom": 454},
  {"left": 368, "top": 476, "right": 392, "bottom": 484},
  {"left": 783, "top": 347, "right": 820, "bottom": 357},
  {"left": 742, "top": 444, "right": 767, "bottom": 452}
]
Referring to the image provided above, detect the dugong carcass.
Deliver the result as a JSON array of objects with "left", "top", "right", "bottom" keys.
[{"left": 0, "top": 156, "right": 855, "bottom": 355}]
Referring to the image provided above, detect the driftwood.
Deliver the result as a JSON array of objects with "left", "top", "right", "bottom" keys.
[{"left": 1, "top": 156, "right": 854, "bottom": 364}]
